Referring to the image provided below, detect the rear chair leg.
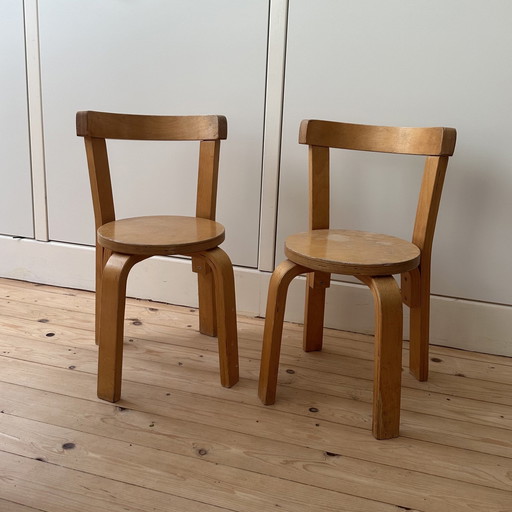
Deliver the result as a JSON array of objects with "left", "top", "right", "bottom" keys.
[
  {"left": 192, "top": 255, "right": 217, "bottom": 337},
  {"left": 303, "top": 271, "right": 330, "bottom": 352},
  {"left": 95, "top": 245, "right": 111, "bottom": 346},
  {"left": 403, "top": 268, "right": 430, "bottom": 381}
]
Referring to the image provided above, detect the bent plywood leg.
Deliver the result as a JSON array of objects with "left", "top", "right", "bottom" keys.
[
  {"left": 192, "top": 255, "right": 217, "bottom": 337},
  {"left": 303, "top": 271, "right": 330, "bottom": 352},
  {"left": 201, "top": 248, "right": 238, "bottom": 388},
  {"left": 97, "top": 252, "right": 144, "bottom": 402},
  {"left": 359, "top": 275, "right": 403, "bottom": 440},
  {"left": 259, "top": 260, "right": 307, "bottom": 405}
]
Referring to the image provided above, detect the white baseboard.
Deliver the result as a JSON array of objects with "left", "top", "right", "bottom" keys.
[{"left": 1, "top": 235, "right": 511, "bottom": 357}]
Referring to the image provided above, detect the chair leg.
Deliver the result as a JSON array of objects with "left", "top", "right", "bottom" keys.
[
  {"left": 192, "top": 255, "right": 217, "bottom": 337},
  {"left": 97, "top": 252, "right": 144, "bottom": 402},
  {"left": 259, "top": 260, "right": 307, "bottom": 405},
  {"left": 303, "top": 271, "right": 330, "bottom": 352},
  {"left": 408, "top": 267, "right": 430, "bottom": 381},
  {"left": 359, "top": 275, "right": 403, "bottom": 440},
  {"left": 201, "top": 248, "right": 239, "bottom": 388},
  {"left": 94, "top": 245, "right": 111, "bottom": 346}
]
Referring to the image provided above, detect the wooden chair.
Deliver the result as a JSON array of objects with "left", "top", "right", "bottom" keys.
[
  {"left": 76, "top": 111, "right": 239, "bottom": 402},
  {"left": 258, "top": 120, "right": 456, "bottom": 439}
]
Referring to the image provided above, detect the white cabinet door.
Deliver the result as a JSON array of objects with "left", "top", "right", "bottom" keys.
[
  {"left": 0, "top": 0, "right": 33, "bottom": 238},
  {"left": 39, "top": 0, "right": 268, "bottom": 267},
  {"left": 277, "top": 0, "right": 512, "bottom": 304}
]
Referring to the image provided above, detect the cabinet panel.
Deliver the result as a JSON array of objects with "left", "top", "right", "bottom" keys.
[
  {"left": 39, "top": 0, "right": 268, "bottom": 267},
  {"left": 278, "top": 0, "right": 512, "bottom": 304},
  {"left": 0, "top": 0, "right": 33, "bottom": 238}
]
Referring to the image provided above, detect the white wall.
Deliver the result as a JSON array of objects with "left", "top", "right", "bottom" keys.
[
  {"left": 0, "top": 0, "right": 33, "bottom": 238},
  {"left": 37, "top": 0, "right": 268, "bottom": 268},
  {"left": 0, "top": 0, "right": 511, "bottom": 357},
  {"left": 277, "top": 0, "right": 512, "bottom": 306}
]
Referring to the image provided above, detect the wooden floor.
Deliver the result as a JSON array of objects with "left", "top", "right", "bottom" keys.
[{"left": 0, "top": 277, "right": 511, "bottom": 512}]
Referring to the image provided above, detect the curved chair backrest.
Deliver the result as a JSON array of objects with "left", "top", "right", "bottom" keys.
[
  {"left": 76, "top": 111, "right": 227, "bottom": 230},
  {"left": 299, "top": 120, "right": 456, "bottom": 156},
  {"left": 298, "top": 119, "right": 457, "bottom": 259},
  {"left": 76, "top": 111, "right": 227, "bottom": 141}
]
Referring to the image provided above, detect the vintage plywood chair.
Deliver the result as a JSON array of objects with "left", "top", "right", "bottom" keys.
[
  {"left": 76, "top": 111, "right": 239, "bottom": 402},
  {"left": 259, "top": 120, "right": 456, "bottom": 439}
]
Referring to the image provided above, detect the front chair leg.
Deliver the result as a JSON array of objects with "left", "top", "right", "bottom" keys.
[
  {"left": 201, "top": 248, "right": 239, "bottom": 388},
  {"left": 97, "top": 252, "right": 145, "bottom": 402},
  {"left": 259, "top": 260, "right": 308, "bottom": 405},
  {"left": 303, "top": 271, "right": 330, "bottom": 352},
  {"left": 192, "top": 255, "right": 217, "bottom": 337},
  {"left": 359, "top": 275, "right": 403, "bottom": 440}
]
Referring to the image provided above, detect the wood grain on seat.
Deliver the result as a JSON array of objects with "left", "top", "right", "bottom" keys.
[
  {"left": 285, "top": 229, "right": 420, "bottom": 276},
  {"left": 97, "top": 216, "right": 225, "bottom": 256}
]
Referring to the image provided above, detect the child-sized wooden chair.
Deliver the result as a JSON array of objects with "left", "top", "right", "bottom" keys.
[
  {"left": 258, "top": 119, "right": 456, "bottom": 439},
  {"left": 77, "top": 111, "right": 239, "bottom": 402}
]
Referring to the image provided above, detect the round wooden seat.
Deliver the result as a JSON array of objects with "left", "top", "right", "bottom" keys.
[
  {"left": 285, "top": 229, "right": 420, "bottom": 276},
  {"left": 97, "top": 215, "right": 225, "bottom": 256}
]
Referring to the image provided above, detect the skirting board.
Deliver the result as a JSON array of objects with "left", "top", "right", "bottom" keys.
[{"left": 1, "top": 235, "right": 511, "bottom": 357}]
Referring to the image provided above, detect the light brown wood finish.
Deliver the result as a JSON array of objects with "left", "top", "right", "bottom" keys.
[
  {"left": 192, "top": 255, "right": 217, "bottom": 337},
  {"left": 194, "top": 139, "right": 222, "bottom": 336},
  {"left": 200, "top": 248, "right": 239, "bottom": 387},
  {"left": 258, "top": 260, "right": 308, "bottom": 404},
  {"left": 358, "top": 275, "right": 403, "bottom": 439},
  {"left": 83, "top": 135, "right": 115, "bottom": 346},
  {"left": 303, "top": 271, "right": 330, "bottom": 352},
  {"left": 299, "top": 119, "right": 456, "bottom": 156},
  {"left": 76, "top": 111, "right": 227, "bottom": 141},
  {"left": 97, "top": 216, "right": 225, "bottom": 256},
  {"left": 0, "top": 499, "right": 42, "bottom": 512},
  {"left": 97, "top": 253, "right": 146, "bottom": 402},
  {"left": 94, "top": 245, "right": 111, "bottom": 345},
  {"left": 285, "top": 229, "right": 421, "bottom": 275},
  {"left": 308, "top": 145, "right": 330, "bottom": 230},
  {"left": 302, "top": 145, "right": 331, "bottom": 352},
  {"left": 408, "top": 155, "right": 450, "bottom": 381},
  {"left": 2, "top": 278, "right": 512, "bottom": 512},
  {"left": 77, "top": 111, "right": 238, "bottom": 402},
  {"left": 260, "top": 119, "right": 456, "bottom": 439}
]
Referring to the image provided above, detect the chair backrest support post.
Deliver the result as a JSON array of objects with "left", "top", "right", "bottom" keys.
[
  {"left": 83, "top": 136, "right": 116, "bottom": 230},
  {"left": 196, "top": 140, "right": 221, "bottom": 221},
  {"left": 412, "top": 155, "right": 449, "bottom": 262},
  {"left": 309, "top": 145, "right": 330, "bottom": 230}
]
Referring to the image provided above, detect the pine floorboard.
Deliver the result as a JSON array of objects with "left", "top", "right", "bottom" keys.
[{"left": 0, "top": 277, "right": 511, "bottom": 511}]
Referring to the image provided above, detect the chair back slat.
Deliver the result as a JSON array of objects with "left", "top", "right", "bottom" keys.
[
  {"left": 299, "top": 120, "right": 456, "bottom": 156},
  {"left": 77, "top": 111, "right": 227, "bottom": 141}
]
